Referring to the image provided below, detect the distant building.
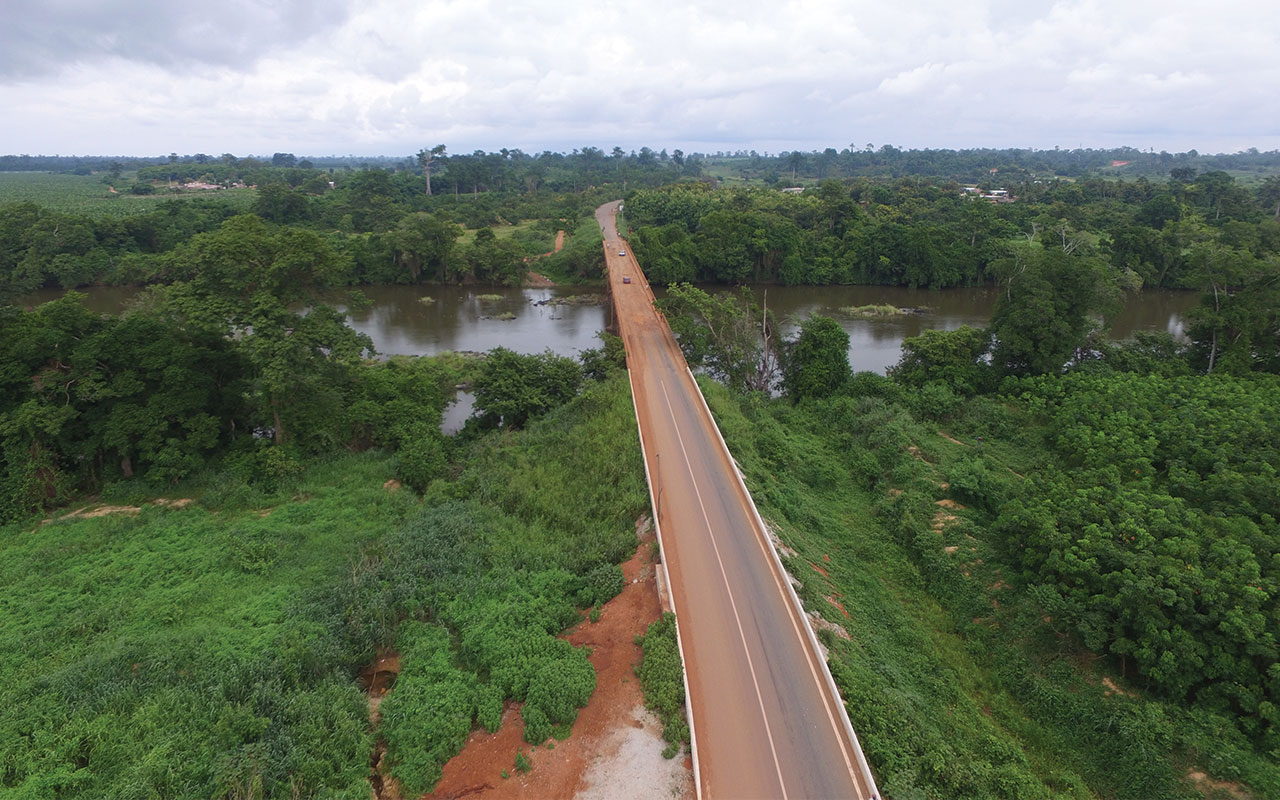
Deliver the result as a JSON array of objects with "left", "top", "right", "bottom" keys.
[
  {"left": 962, "top": 185, "right": 1013, "bottom": 203},
  {"left": 779, "top": 186, "right": 805, "bottom": 194}
]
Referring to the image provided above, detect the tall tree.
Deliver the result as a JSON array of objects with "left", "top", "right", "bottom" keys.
[
  {"left": 162, "top": 215, "right": 372, "bottom": 445},
  {"left": 1185, "top": 244, "right": 1280, "bottom": 374},
  {"left": 783, "top": 315, "right": 851, "bottom": 399},
  {"left": 417, "top": 144, "right": 447, "bottom": 196},
  {"left": 658, "top": 284, "right": 779, "bottom": 393},
  {"left": 988, "top": 230, "right": 1126, "bottom": 376}
]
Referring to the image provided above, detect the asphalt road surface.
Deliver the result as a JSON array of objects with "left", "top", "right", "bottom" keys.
[{"left": 597, "top": 202, "right": 879, "bottom": 800}]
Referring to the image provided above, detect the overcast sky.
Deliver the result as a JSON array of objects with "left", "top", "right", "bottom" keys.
[{"left": 3, "top": 0, "right": 1277, "bottom": 157}]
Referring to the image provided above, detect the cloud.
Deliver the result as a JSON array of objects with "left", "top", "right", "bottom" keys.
[
  {"left": 0, "top": 0, "right": 1277, "bottom": 155},
  {"left": 0, "top": 0, "right": 352, "bottom": 78}
]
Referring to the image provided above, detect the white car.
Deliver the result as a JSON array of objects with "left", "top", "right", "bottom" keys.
[{"left": 618, "top": 250, "right": 626, "bottom": 256}]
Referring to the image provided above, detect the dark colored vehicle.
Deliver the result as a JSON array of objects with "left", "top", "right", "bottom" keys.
[{"left": 622, "top": 276, "right": 632, "bottom": 284}]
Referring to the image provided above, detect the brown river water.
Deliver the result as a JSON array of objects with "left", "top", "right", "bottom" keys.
[{"left": 19, "top": 283, "right": 1198, "bottom": 376}]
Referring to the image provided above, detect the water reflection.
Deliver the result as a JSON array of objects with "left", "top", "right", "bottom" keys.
[
  {"left": 333, "top": 284, "right": 609, "bottom": 358},
  {"left": 441, "top": 391, "right": 477, "bottom": 435},
  {"left": 17, "top": 283, "right": 1198, "bottom": 376},
  {"left": 733, "top": 285, "right": 1196, "bottom": 374}
]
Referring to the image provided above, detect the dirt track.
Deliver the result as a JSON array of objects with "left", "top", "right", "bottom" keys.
[{"left": 599, "top": 201, "right": 880, "bottom": 799}]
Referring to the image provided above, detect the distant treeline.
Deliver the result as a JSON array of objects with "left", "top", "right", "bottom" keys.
[
  {"left": 707, "top": 145, "right": 1280, "bottom": 183},
  {"left": 625, "top": 171, "right": 1280, "bottom": 288},
  {"left": 0, "top": 147, "right": 702, "bottom": 190},
  {"left": 10, "top": 145, "right": 1280, "bottom": 185},
  {"left": 0, "top": 169, "right": 620, "bottom": 293}
]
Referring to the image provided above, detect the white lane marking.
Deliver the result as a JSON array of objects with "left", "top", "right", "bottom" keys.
[
  {"left": 615, "top": 208, "right": 870, "bottom": 796},
  {"left": 680, "top": 365, "right": 869, "bottom": 793},
  {"left": 658, "top": 376, "right": 789, "bottom": 800},
  {"left": 622, "top": 349, "right": 703, "bottom": 800}
]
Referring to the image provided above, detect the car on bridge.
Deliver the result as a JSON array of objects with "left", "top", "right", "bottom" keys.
[
  {"left": 619, "top": 249, "right": 626, "bottom": 256},
  {"left": 622, "top": 276, "right": 631, "bottom": 284}
]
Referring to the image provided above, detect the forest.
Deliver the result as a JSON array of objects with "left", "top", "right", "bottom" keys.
[
  {"left": 3, "top": 145, "right": 1279, "bottom": 798},
  {"left": 624, "top": 171, "right": 1280, "bottom": 294}
]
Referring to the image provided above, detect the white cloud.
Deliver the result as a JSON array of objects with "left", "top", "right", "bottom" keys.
[{"left": 1, "top": 0, "right": 1277, "bottom": 155}]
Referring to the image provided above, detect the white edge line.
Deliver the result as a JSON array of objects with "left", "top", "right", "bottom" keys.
[
  {"left": 684, "top": 366, "right": 881, "bottom": 798},
  {"left": 658, "top": 377, "right": 789, "bottom": 798},
  {"left": 614, "top": 245, "right": 704, "bottom": 800}
]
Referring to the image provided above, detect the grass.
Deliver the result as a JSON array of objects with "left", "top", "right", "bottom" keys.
[
  {"left": 0, "top": 366, "right": 648, "bottom": 799},
  {"left": 0, "top": 171, "right": 256, "bottom": 217},
  {"left": 0, "top": 450, "right": 414, "bottom": 798},
  {"left": 840, "top": 303, "right": 910, "bottom": 317}
]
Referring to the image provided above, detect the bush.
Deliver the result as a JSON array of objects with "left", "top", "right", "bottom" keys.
[
  {"left": 523, "top": 650, "right": 596, "bottom": 741},
  {"left": 635, "top": 613, "right": 689, "bottom": 753},
  {"left": 578, "top": 563, "right": 625, "bottom": 606},
  {"left": 521, "top": 704, "right": 551, "bottom": 745},
  {"left": 396, "top": 429, "right": 447, "bottom": 491},
  {"left": 380, "top": 622, "right": 481, "bottom": 796},
  {"left": 947, "top": 455, "right": 1009, "bottom": 512},
  {"left": 476, "top": 683, "right": 504, "bottom": 734},
  {"left": 473, "top": 347, "right": 584, "bottom": 428},
  {"left": 911, "top": 380, "right": 961, "bottom": 420}
]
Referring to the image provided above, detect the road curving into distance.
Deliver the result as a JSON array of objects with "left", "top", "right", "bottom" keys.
[{"left": 597, "top": 201, "right": 880, "bottom": 800}]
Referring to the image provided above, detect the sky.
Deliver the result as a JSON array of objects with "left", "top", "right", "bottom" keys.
[{"left": 2, "top": 0, "right": 1277, "bottom": 158}]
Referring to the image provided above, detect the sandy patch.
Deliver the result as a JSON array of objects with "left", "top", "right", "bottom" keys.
[
  {"left": 931, "top": 511, "right": 958, "bottom": 532},
  {"left": 524, "top": 272, "right": 557, "bottom": 288},
  {"left": 1187, "top": 769, "right": 1253, "bottom": 799},
  {"left": 575, "top": 707, "right": 691, "bottom": 800}
]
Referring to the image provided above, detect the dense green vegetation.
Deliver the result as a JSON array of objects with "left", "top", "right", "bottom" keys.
[
  {"left": 625, "top": 172, "right": 1280, "bottom": 295},
  {"left": 702, "top": 146, "right": 1280, "bottom": 184},
  {"left": 0, "top": 365, "right": 647, "bottom": 798},
  {"left": 6, "top": 144, "right": 1279, "bottom": 798},
  {"left": 701, "top": 365, "right": 1280, "bottom": 799},
  {"left": 653, "top": 250, "right": 1278, "bottom": 796},
  {"left": 635, "top": 613, "right": 690, "bottom": 759},
  {"left": 0, "top": 145, "right": 690, "bottom": 295},
  {"left": 646, "top": 193, "right": 1278, "bottom": 795}
]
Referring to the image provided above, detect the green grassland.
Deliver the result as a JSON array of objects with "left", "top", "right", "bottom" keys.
[
  {"left": 0, "top": 368, "right": 646, "bottom": 799},
  {"left": 0, "top": 172, "right": 255, "bottom": 217},
  {"left": 700, "top": 378, "right": 1279, "bottom": 800}
]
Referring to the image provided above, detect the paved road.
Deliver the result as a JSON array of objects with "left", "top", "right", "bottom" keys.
[{"left": 598, "top": 202, "right": 879, "bottom": 800}]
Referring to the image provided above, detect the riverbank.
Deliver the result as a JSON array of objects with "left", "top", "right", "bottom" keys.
[{"left": 17, "top": 284, "right": 1198, "bottom": 374}]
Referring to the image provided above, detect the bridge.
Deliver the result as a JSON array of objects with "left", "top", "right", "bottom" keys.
[{"left": 597, "top": 201, "right": 880, "bottom": 799}]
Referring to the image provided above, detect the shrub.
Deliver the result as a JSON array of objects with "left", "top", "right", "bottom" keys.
[
  {"left": 396, "top": 429, "right": 447, "bottom": 491},
  {"left": 911, "top": 380, "right": 961, "bottom": 420},
  {"left": 578, "top": 563, "right": 625, "bottom": 606},
  {"left": 476, "top": 683, "right": 504, "bottom": 734},
  {"left": 521, "top": 704, "right": 551, "bottom": 745},
  {"left": 523, "top": 649, "right": 596, "bottom": 742},
  {"left": 636, "top": 613, "right": 689, "bottom": 753}
]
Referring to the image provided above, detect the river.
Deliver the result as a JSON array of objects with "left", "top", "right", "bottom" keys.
[{"left": 17, "top": 284, "right": 1198, "bottom": 375}]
